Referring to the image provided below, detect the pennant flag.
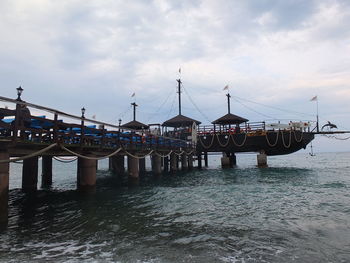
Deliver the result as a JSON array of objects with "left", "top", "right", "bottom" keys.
[
  {"left": 223, "top": 85, "right": 229, "bottom": 91},
  {"left": 310, "top": 95, "right": 318, "bottom": 101},
  {"left": 131, "top": 92, "right": 135, "bottom": 97}
]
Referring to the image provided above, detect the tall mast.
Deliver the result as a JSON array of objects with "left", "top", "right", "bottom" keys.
[
  {"left": 177, "top": 79, "right": 182, "bottom": 115},
  {"left": 316, "top": 99, "right": 319, "bottom": 133},
  {"left": 226, "top": 93, "right": 231, "bottom": 114},
  {"left": 131, "top": 102, "right": 138, "bottom": 121}
]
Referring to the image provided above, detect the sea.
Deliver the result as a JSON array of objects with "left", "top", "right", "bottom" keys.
[{"left": 0, "top": 152, "right": 350, "bottom": 263}]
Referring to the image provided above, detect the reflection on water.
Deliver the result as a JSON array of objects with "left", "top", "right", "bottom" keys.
[{"left": 0, "top": 153, "right": 350, "bottom": 262}]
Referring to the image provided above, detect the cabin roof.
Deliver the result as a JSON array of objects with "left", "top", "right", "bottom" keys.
[
  {"left": 212, "top": 113, "right": 248, "bottom": 125},
  {"left": 162, "top": 114, "right": 201, "bottom": 127},
  {"left": 121, "top": 120, "right": 149, "bottom": 130}
]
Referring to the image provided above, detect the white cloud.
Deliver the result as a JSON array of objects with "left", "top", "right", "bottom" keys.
[{"left": 0, "top": 0, "right": 349, "bottom": 151}]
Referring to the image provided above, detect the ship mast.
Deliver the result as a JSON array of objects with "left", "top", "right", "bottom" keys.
[
  {"left": 226, "top": 93, "right": 231, "bottom": 114},
  {"left": 131, "top": 102, "right": 138, "bottom": 121},
  {"left": 177, "top": 79, "right": 182, "bottom": 115}
]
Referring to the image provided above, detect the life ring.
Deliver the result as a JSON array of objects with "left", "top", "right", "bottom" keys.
[{"left": 229, "top": 128, "right": 235, "bottom": 135}]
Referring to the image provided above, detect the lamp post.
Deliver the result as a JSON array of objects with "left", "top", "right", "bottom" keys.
[
  {"left": 16, "top": 86, "right": 23, "bottom": 101},
  {"left": 118, "top": 118, "right": 122, "bottom": 132},
  {"left": 13, "top": 86, "right": 24, "bottom": 141},
  {"left": 81, "top": 107, "right": 86, "bottom": 118},
  {"left": 80, "top": 107, "right": 85, "bottom": 146}
]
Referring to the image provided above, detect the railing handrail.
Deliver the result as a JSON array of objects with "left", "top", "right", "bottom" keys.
[{"left": 0, "top": 96, "right": 191, "bottom": 144}]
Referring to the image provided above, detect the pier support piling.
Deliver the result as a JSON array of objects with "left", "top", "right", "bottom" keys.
[
  {"left": 41, "top": 156, "right": 52, "bottom": 187},
  {"left": 204, "top": 152, "right": 208, "bottom": 167},
  {"left": 230, "top": 153, "right": 237, "bottom": 167},
  {"left": 188, "top": 154, "right": 194, "bottom": 169},
  {"left": 152, "top": 154, "right": 162, "bottom": 176},
  {"left": 257, "top": 152, "right": 268, "bottom": 167},
  {"left": 22, "top": 156, "right": 38, "bottom": 192},
  {"left": 110, "top": 155, "right": 125, "bottom": 176},
  {"left": 127, "top": 155, "right": 139, "bottom": 179},
  {"left": 221, "top": 153, "right": 231, "bottom": 169},
  {"left": 197, "top": 153, "right": 202, "bottom": 169},
  {"left": 164, "top": 156, "right": 169, "bottom": 172},
  {"left": 77, "top": 157, "right": 97, "bottom": 192},
  {"left": 170, "top": 153, "right": 177, "bottom": 172},
  {"left": 181, "top": 154, "right": 188, "bottom": 170},
  {"left": 139, "top": 158, "right": 146, "bottom": 173},
  {"left": 0, "top": 151, "right": 9, "bottom": 228},
  {"left": 221, "top": 152, "right": 236, "bottom": 168}
]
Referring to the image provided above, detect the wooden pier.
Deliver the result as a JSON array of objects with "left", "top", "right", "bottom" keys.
[
  {"left": 0, "top": 92, "right": 196, "bottom": 227},
  {"left": 1, "top": 83, "right": 348, "bottom": 229}
]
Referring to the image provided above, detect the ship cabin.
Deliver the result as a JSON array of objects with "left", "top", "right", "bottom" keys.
[
  {"left": 162, "top": 114, "right": 201, "bottom": 141},
  {"left": 211, "top": 113, "right": 249, "bottom": 135}
]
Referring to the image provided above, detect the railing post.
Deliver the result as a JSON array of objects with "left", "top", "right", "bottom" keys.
[
  {"left": 53, "top": 113, "right": 58, "bottom": 143},
  {"left": 100, "top": 125, "right": 105, "bottom": 148}
]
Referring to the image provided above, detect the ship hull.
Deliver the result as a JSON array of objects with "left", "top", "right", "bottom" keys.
[{"left": 196, "top": 130, "right": 314, "bottom": 156}]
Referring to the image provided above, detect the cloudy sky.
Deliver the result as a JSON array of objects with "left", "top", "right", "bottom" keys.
[{"left": 1, "top": 0, "right": 349, "bottom": 152}]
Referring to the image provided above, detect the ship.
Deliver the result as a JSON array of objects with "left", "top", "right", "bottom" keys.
[{"left": 160, "top": 78, "right": 345, "bottom": 161}]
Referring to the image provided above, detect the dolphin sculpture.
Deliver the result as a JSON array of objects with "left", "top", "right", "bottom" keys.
[{"left": 321, "top": 121, "right": 337, "bottom": 130}]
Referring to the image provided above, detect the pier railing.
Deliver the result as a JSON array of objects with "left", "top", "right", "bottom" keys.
[
  {"left": 0, "top": 96, "right": 194, "bottom": 152},
  {"left": 197, "top": 120, "right": 315, "bottom": 135}
]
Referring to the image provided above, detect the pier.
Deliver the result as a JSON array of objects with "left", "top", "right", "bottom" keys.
[
  {"left": 1, "top": 82, "right": 349, "bottom": 229},
  {"left": 0, "top": 88, "right": 197, "bottom": 227}
]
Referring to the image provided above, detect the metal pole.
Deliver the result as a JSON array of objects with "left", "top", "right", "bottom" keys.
[
  {"left": 227, "top": 93, "right": 231, "bottom": 114},
  {"left": 177, "top": 79, "right": 182, "bottom": 115},
  {"left": 316, "top": 99, "right": 319, "bottom": 133},
  {"left": 131, "top": 102, "right": 137, "bottom": 121}
]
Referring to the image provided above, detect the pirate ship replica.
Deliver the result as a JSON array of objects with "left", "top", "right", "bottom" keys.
[{"left": 161, "top": 77, "right": 347, "bottom": 167}]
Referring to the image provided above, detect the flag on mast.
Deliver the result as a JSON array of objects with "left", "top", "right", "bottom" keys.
[
  {"left": 310, "top": 95, "right": 318, "bottom": 101},
  {"left": 179, "top": 67, "right": 181, "bottom": 74},
  {"left": 223, "top": 85, "right": 229, "bottom": 91},
  {"left": 131, "top": 92, "right": 135, "bottom": 97}
]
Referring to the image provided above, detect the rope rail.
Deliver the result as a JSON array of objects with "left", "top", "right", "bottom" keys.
[
  {"left": 0, "top": 144, "right": 194, "bottom": 163},
  {"left": 0, "top": 95, "right": 193, "bottom": 144}
]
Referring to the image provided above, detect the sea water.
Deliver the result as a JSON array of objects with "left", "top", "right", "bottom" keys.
[{"left": 0, "top": 152, "right": 350, "bottom": 262}]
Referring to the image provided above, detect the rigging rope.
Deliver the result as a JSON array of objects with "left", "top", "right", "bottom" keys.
[
  {"left": 124, "top": 150, "right": 154, "bottom": 159},
  {"left": 281, "top": 131, "right": 292, "bottom": 148},
  {"left": 165, "top": 92, "right": 177, "bottom": 119},
  {"left": 232, "top": 95, "right": 315, "bottom": 118},
  {"left": 173, "top": 150, "right": 185, "bottom": 156},
  {"left": 322, "top": 135, "right": 350, "bottom": 140},
  {"left": 265, "top": 131, "right": 279, "bottom": 147},
  {"left": 0, "top": 143, "right": 58, "bottom": 163},
  {"left": 198, "top": 134, "right": 216, "bottom": 149},
  {"left": 182, "top": 84, "right": 211, "bottom": 123},
  {"left": 232, "top": 97, "right": 275, "bottom": 119},
  {"left": 216, "top": 134, "right": 231, "bottom": 147},
  {"left": 54, "top": 156, "right": 78, "bottom": 163},
  {"left": 146, "top": 89, "right": 174, "bottom": 122},
  {"left": 153, "top": 151, "right": 173, "bottom": 158},
  {"left": 231, "top": 133, "right": 247, "bottom": 147},
  {"left": 60, "top": 145, "right": 122, "bottom": 160},
  {"left": 293, "top": 130, "right": 304, "bottom": 143}
]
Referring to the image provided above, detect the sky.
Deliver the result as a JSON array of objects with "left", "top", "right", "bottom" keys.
[{"left": 0, "top": 0, "right": 349, "bottom": 152}]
